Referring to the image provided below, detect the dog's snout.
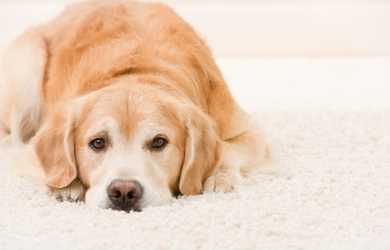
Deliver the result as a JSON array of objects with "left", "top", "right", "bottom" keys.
[{"left": 107, "top": 179, "right": 143, "bottom": 212}]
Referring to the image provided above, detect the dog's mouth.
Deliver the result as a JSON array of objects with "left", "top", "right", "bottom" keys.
[{"left": 108, "top": 202, "right": 143, "bottom": 213}]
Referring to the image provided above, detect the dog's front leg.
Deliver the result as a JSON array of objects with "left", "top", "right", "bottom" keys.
[
  {"left": 204, "top": 129, "right": 269, "bottom": 193},
  {"left": 203, "top": 162, "right": 240, "bottom": 193},
  {"left": 51, "top": 179, "right": 86, "bottom": 202}
]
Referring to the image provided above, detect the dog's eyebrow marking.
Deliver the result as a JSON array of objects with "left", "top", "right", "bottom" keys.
[
  {"left": 85, "top": 118, "right": 117, "bottom": 139},
  {"left": 87, "top": 130, "right": 109, "bottom": 141}
]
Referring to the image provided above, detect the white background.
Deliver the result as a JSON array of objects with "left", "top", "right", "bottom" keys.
[{"left": 1, "top": 0, "right": 390, "bottom": 57}]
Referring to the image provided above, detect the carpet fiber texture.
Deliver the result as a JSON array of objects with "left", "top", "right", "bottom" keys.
[{"left": 0, "top": 109, "right": 389, "bottom": 250}]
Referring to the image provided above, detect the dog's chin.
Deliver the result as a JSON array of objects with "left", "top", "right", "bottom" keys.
[
  {"left": 108, "top": 204, "right": 143, "bottom": 213},
  {"left": 107, "top": 199, "right": 143, "bottom": 213}
]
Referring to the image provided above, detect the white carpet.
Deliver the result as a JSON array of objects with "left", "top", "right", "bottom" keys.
[{"left": 1, "top": 58, "right": 390, "bottom": 250}]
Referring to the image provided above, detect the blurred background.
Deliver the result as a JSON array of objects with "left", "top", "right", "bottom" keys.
[
  {"left": 1, "top": 0, "right": 390, "bottom": 57},
  {"left": 0, "top": 0, "right": 389, "bottom": 111}
]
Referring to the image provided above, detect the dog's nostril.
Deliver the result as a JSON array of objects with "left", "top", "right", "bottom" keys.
[
  {"left": 127, "top": 190, "right": 134, "bottom": 199},
  {"left": 112, "top": 190, "right": 121, "bottom": 199}
]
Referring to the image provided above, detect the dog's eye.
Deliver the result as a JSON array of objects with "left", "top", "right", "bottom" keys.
[
  {"left": 89, "top": 138, "right": 106, "bottom": 152},
  {"left": 149, "top": 135, "right": 168, "bottom": 151}
]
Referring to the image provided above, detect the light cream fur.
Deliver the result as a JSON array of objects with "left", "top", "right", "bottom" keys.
[{"left": 0, "top": 0, "right": 269, "bottom": 210}]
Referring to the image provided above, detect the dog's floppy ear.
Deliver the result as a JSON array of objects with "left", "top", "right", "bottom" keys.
[
  {"left": 31, "top": 106, "right": 78, "bottom": 189},
  {"left": 179, "top": 105, "right": 222, "bottom": 195}
]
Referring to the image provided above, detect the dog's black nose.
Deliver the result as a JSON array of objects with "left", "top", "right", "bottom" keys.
[{"left": 107, "top": 179, "right": 143, "bottom": 212}]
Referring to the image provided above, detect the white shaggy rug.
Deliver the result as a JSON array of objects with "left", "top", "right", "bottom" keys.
[{"left": 1, "top": 58, "right": 390, "bottom": 250}]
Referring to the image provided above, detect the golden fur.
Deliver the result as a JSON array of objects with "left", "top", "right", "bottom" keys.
[{"left": 0, "top": 0, "right": 268, "bottom": 210}]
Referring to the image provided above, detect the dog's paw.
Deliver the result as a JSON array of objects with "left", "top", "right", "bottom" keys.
[
  {"left": 203, "top": 165, "right": 241, "bottom": 193},
  {"left": 51, "top": 179, "right": 85, "bottom": 202}
]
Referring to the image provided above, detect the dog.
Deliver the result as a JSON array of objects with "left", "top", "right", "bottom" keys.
[{"left": 0, "top": 0, "right": 268, "bottom": 212}]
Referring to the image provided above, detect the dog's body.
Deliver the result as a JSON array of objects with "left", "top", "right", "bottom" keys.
[{"left": 0, "top": 0, "right": 268, "bottom": 211}]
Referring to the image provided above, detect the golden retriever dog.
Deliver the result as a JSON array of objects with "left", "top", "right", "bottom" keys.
[{"left": 0, "top": 0, "right": 268, "bottom": 212}]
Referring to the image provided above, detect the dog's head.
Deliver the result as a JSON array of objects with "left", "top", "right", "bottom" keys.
[{"left": 32, "top": 83, "right": 221, "bottom": 211}]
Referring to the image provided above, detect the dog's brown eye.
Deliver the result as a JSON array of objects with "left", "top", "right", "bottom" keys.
[
  {"left": 89, "top": 138, "right": 106, "bottom": 151},
  {"left": 149, "top": 136, "right": 168, "bottom": 151}
]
